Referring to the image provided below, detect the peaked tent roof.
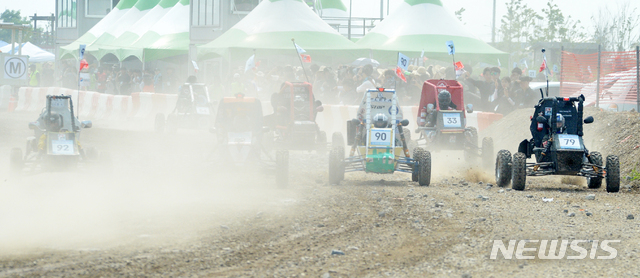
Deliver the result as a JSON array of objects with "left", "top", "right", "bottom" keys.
[
  {"left": 197, "top": 0, "right": 365, "bottom": 64},
  {"left": 85, "top": 0, "right": 161, "bottom": 60},
  {"left": 0, "top": 42, "right": 55, "bottom": 62},
  {"left": 0, "top": 40, "right": 7, "bottom": 48},
  {"left": 90, "top": 0, "right": 182, "bottom": 61},
  {"left": 356, "top": 0, "right": 507, "bottom": 64},
  {"left": 126, "top": 0, "right": 190, "bottom": 61},
  {"left": 59, "top": 0, "right": 139, "bottom": 59},
  {"left": 318, "top": 0, "right": 347, "bottom": 17}
]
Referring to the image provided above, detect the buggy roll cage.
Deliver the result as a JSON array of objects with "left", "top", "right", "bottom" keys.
[{"left": 46, "top": 95, "right": 77, "bottom": 132}]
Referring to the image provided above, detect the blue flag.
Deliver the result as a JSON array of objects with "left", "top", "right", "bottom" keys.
[
  {"left": 397, "top": 52, "right": 409, "bottom": 71},
  {"left": 446, "top": 41, "right": 455, "bottom": 55}
]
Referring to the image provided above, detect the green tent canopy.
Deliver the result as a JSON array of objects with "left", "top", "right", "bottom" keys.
[
  {"left": 356, "top": 0, "right": 507, "bottom": 65},
  {"left": 59, "top": 0, "right": 139, "bottom": 60},
  {"left": 197, "top": 0, "right": 365, "bottom": 65}
]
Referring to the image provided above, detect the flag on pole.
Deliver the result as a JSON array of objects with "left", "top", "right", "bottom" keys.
[
  {"left": 454, "top": 61, "right": 464, "bottom": 71},
  {"left": 397, "top": 52, "right": 409, "bottom": 71},
  {"left": 79, "top": 44, "right": 86, "bottom": 60},
  {"left": 79, "top": 59, "right": 89, "bottom": 72},
  {"left": 192, "top": 60, "right": 199, "bottom": 73},
  {"left": 300, "top": 54, "right": 311, "bottom": 63},
  {"left": 539, "top": 58, "right": 547, "bottom": 73},
  {"left": 420, "top": 49, "right": 424, "bottom": 58},
  {"left": 446, "top": 41, "right": 455, "bottom": 55},
  {"left": 245, "top": 55, "right": 256, "bottom": 73},
  {"left": 395, "top": 66, "right": 407, "bottom": 83},
  {"left": 294, "top": 43, "right": 306, "bottom": 54},
  {"left": 497, "top": 58, "right": 501, "bottom": 67}
]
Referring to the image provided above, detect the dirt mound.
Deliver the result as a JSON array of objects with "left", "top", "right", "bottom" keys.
[{"left": 480, "top": 106, "right": 640, "bottom": 189}]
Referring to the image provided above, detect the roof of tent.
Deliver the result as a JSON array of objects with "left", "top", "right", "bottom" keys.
[
  {"left": 0, "top": 42, "right": 55, "bottom": 62},
  {"left": 0, "top": 40, "right": 7, "bottom": 48},
  {"left": 90, "top": 0, "right": 187, "bottom": 61},
  {"left": 59, "top": 0, "right": 139, "bottom": 60},
  {"left": 197, "top": 0, "right": 364, "bottom": 64},
  {"left": 356, "top": 0, "right": 507, "bottom": 64},
  {"left": 318, "top": 0, "right": 347, "bottom": 17}
]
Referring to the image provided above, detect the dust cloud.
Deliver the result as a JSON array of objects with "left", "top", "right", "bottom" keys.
[{"left": 0, "top": 112, "right": 298, "bottom": 254}]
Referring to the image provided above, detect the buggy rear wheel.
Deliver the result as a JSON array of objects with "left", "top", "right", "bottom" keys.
[
  {"left": 154, "top": 113, "right": 165, "bottom": 133},
  {"left": 464, "top": 127, "right": 479, "bottom": 162},
  {"left": 329, "top": 146, "right": 344, "bottom": 184},
  {"left": 512, "top": 152, "right": 527, "bottom": 191},
  {"left": 10, "top": 148, "right": 23, "bottom": 173},
  {"left": 605, "top": 155, "right": 620, "bottom": 193},
  {"left": 417, "top": 148, "right": 431, "bottom": 186},
  {"left": 495, "top": 150, "right": 512, "bottom": 187},
  {"left": 412, "top": 148, "right": 424, "bottom": 182},
  {"left": 482, "top": 137, "right": 494, "bottom": 170},
  {"left": 276, "top": 150, "right": 289, "bottom": 188},
  {"left": 332, "top": 132, "right": 345, "bottom": 148},
  {"left": 587, "top": 151, "right": 603, "bottom": 189}
]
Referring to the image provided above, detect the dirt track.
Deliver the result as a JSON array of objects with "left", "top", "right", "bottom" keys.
[{"left": 1, "top": 109, "right": 640, "bottom": 277}]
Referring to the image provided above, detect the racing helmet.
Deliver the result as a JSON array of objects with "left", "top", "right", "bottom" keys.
[
  {"left": 46, "top": 112, "right": 63, "bottom": 132},
  {"left": 438, "top": 90, "right": 452, "bottom": 110},
  {"left": 373, "top": 113, "right": 389, "bottom": 128},
  {"left": 555, "top": 113, "right": 565, "bottom": 133}
]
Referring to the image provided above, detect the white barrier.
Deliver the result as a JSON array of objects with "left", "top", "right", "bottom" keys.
[{"left": 10, "top": 87, "right": 502, "bottom": 134}]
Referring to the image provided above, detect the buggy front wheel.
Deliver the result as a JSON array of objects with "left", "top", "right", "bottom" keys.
[
  {"left": 495, "top": 149, "right": 512, "bottom": 187},
  {"left": 587, "top": 151, "right": 603, "bottom": 189},
  {"left": 511, "top": 152, "right": 527, "bottom": 191},
  {"left": 418, "top": 149, "right": 431, "bottom": 186},
  {"left": 606, "top": 155, "right": 620, "bottom": 193},
  {"left": 412, "top": 147, "right": 424, "bottom": 182}
]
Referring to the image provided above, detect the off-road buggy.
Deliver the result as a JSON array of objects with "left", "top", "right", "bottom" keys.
[
  {"left": 264, "top": 82, "right": 327, "bottom": 154},
  {"left": 210, "top": 96, "right": 289, "bottom": 188},
  {"left": 328, "top": 88, "right": 431, "bottom": 185},
  {"left": 414, "top": 79, "right": 493, "bottom": 168},
  {"left": 10, "top": 95, "right": 111, "bottom": 173},
  {"left": 155, "top": 83, "right": 215, "bottom": 133},
  {"left": 495, "top": 94, "right": 620, "bottom": 192}
]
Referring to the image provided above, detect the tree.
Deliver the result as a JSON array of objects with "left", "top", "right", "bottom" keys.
[
  {"left": 455, "top": 7, "right": 465, "bottom": 24},
  {"left": 530, "top": 0, "right": 587, "bottom": 44},
  {"left": 0, "top": 10, "right": 34, "bottom": 44},
  {"left": 496, "top": 0, "right": 540, "bottom": 53},
  {"left": 592, "top": 2, "right": 640, "bottom": 51}
]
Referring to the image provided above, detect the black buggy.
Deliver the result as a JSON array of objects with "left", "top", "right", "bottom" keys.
[{"left": 495, "top": 94, "right": 620, "bottom": 192}]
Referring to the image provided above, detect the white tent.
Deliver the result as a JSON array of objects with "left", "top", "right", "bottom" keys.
[{"left": 0, "top": 42, "right": 55, "bottom": 63}]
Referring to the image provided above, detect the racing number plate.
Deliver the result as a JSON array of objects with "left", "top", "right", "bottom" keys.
[
  {"left": 443, "top": 113, "right": 461, "bottom": 128},
  {"left": 51, "top": 140, "right": 74, "bottom": 155},
  {"left": 370, "top": 128, "right": 392, "bottom": 146},
  {"left": 557, "top": 134, "right": 581, "bottom": 149},
  {"left": 196, "top": 107, "right": 210, "bottom": 115}
]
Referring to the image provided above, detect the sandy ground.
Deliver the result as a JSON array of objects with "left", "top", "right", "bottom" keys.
[{"left": 1, "top": 109, "right": 639, "bottom": 277}]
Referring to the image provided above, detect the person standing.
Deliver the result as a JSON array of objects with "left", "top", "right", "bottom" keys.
[
  {"left": 29, "top": 64, "right": 40, "bottom": 87},
  {"left": 513, "top": 76, "right": 536, "bottom": 108}
]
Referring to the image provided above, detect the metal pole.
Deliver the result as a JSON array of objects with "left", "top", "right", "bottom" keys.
[
  {"left": 596, "top": 44, "right": 601, "bottom": 108},
  {"left": 560, "top": 46, "right": 564, "bottom": 86},
  {"left": 380, "top": 0, "right": 383, "bottom": 20},
  {"left": 636, "top": 45, "right": 639, "bottom": 112},
  {"left": 18, "top": 29, "right": 22, "bottom": 56},
  {"left": 348, "top": 0, "right": 352, "bottom": 40},
  {"left": 387, "top": 0, "right": 389, "bottom": 16},
  {"left": 11, "top": 30, "right": 15, "bottom": 54},
  {"left": 492, "top": 0, "right": 496, "bottom": 43}
]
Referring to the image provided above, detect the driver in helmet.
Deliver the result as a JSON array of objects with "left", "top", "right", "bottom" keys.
[
  {"left": 37, "top": 112, "right": 63, "bottom": 152},
  {"left": 541, "top": 113, "right": 567, "bottom": 149},
  {"left": 373, "top": 113, "right": 389, "bottom": 128},
  {"left": 422, "top": 90, "right": 458, "bottom": 127},
  {"left": 437, "top": 90, "right": 458, "bottom": 110}
]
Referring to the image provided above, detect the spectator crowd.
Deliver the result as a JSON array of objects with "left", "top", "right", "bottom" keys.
[{"left": 33, "top": 59, "right": 539, "bottom": 116}]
